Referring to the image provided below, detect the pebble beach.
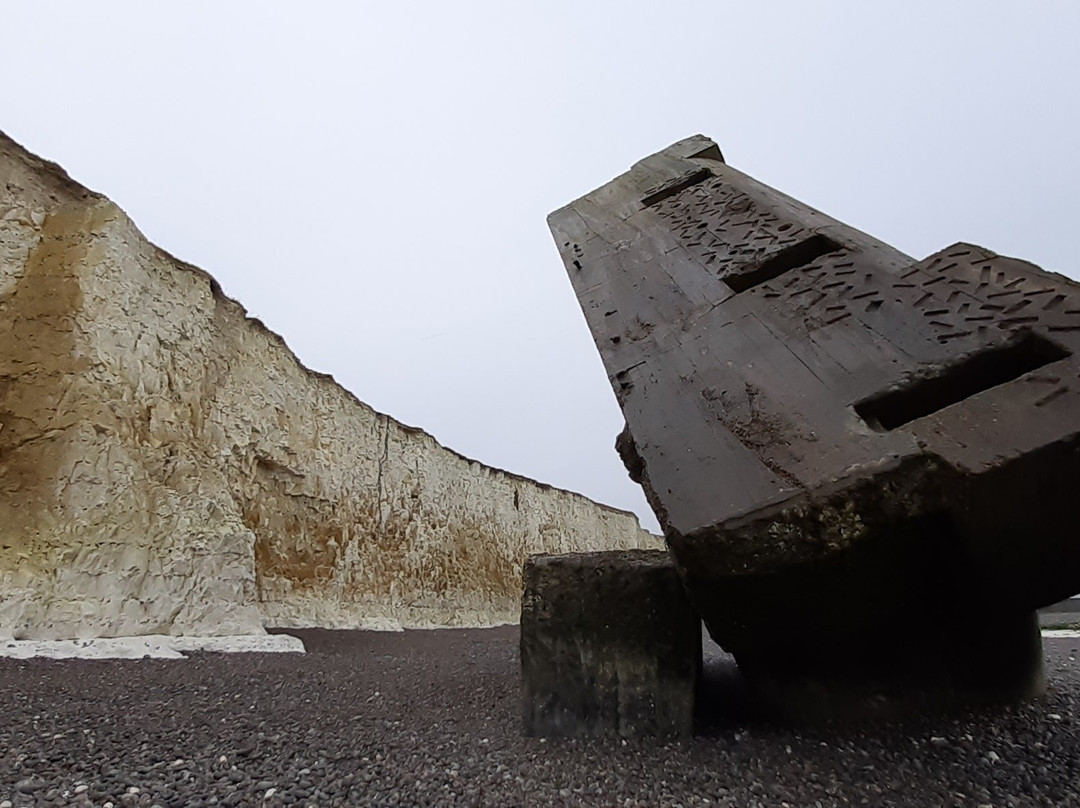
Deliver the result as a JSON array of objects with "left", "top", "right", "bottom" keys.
[{"left": 2, "top": 627, "right": 1079, "bottom": 807}]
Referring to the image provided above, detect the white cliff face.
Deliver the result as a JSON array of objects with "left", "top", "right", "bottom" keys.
[{"left": 0, "top": 133, "right": 659, "bottom": 640}]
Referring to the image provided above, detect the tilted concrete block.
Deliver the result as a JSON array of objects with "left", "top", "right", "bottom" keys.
[{"left": 548, "top": 136, "right": 1072, "bottom": 699}]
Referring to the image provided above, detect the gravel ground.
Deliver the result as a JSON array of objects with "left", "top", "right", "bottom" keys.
[{"left": 2, "top": 627, "right": 1080, "bottom": 807}]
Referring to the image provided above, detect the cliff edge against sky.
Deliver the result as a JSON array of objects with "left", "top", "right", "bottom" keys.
[{"left": 0, "top": 132, "right": 658, "bottom": 640}]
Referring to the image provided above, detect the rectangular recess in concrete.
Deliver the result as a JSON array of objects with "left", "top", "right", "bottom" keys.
[
  {"left": 856, "top": 331, "right": 1070, "bottom": 430},
  {"left": 725, "top": 233, "right": 843, "bottom": 293},
  {"left": 641, "top": 168, "right": 712, "bottom": 208}
]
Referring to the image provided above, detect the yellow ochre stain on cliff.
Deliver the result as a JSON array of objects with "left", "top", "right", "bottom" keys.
[
  {"left": 0, "top": 201, "right": 118, "bottom": 575},
  {"left": 246, "top": 457, "right": 520, "bottom": 607}
]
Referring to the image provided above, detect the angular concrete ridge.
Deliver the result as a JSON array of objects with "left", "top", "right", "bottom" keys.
[
  {"left": 549, "top": 135, "right": 1079, "bottom": 691},
  {"left": 0, "top": 131, "right": 659, "bottom": 640}
]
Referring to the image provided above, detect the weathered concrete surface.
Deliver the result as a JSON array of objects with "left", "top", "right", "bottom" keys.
[
  {"left": 0, "top": 131, "right": 659, "bottom": 640},
  {"left": 549, "top": 135, "right": 1080, "bottom": 686},
  {"left": 520, "top": 550, "right": 700, "bottom": 737}
]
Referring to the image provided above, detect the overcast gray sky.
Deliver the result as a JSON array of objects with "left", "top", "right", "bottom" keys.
[{"left": 4, "top": 2, "right": 1079, "bottom": 532}]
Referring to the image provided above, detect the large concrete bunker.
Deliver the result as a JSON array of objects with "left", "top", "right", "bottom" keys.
[{"left": 547, "top": 135, "right": 1080, "bottom": 700}]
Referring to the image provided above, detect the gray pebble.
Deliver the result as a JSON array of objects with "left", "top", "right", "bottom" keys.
[{"left": 15, "top": 777, "right": 44, "bottom": 793}]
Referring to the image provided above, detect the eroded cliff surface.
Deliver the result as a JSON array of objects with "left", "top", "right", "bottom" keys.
[{"left": 0, "top": 133, "right": 658, "bottom": 640}]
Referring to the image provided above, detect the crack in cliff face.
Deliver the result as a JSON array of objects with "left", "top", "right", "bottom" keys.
[{"left": 376, "top": 417, "right": 390, "bottom": 530}]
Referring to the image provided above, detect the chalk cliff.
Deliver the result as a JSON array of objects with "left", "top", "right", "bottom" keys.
[{"left": 0, "top": 132, "right": 658, "bottom": 640}]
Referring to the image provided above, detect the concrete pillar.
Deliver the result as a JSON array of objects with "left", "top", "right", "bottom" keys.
[{"left": 520, "top": 550, "right": 700, "bottom": 738}]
